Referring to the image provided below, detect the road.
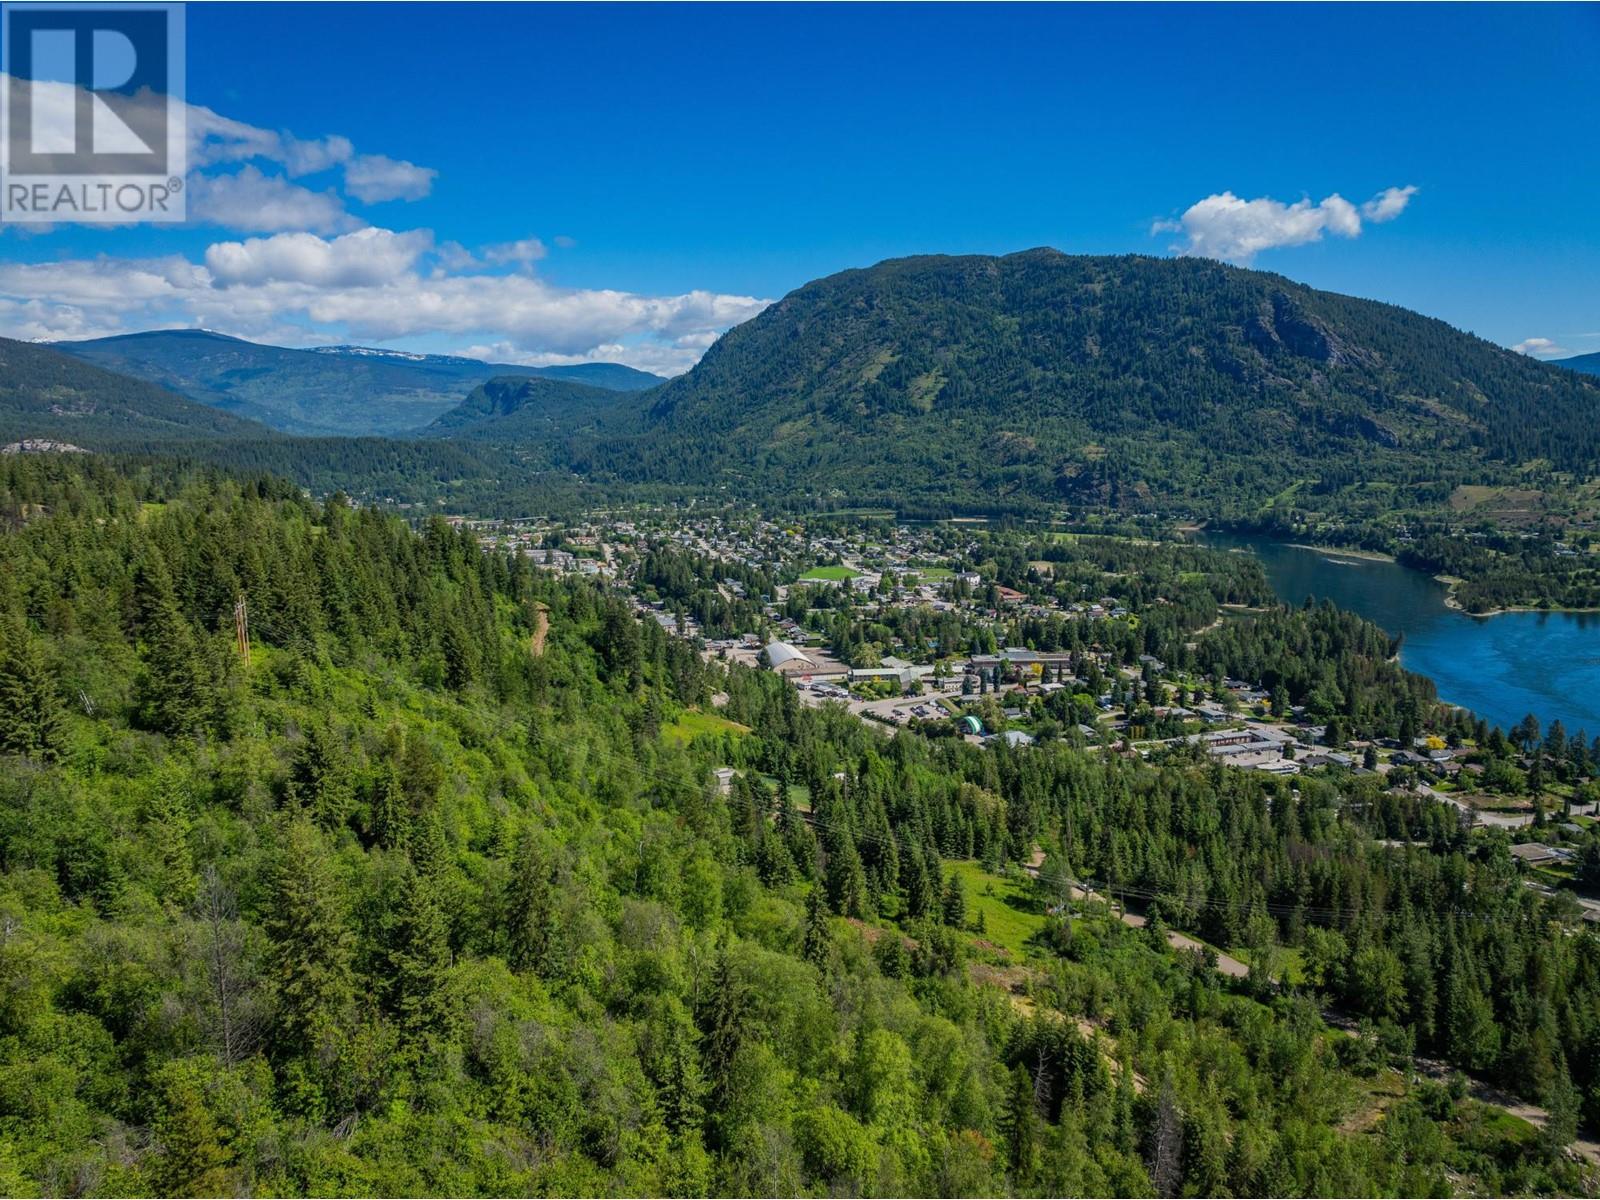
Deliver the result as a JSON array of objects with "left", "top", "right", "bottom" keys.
[
  {"left": 1027, "top": 867, "right": 1253, "bottom": 978},
  {"left": 1122, "top": 909, "right": 1251, "bottom": 978},
  {"left": 1413, "top": 1055, "right": 1600, "bottom": 1165}
]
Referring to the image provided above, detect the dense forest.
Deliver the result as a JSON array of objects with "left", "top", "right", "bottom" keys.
[
  {"left": 0, "top": 338, "right": 607, "bottom": 516},
  {"left": 0, "top": 454, "right": 1595, "bottom": 1196},
  {"left": 420, "top": 376, "right": 638, "bottom": 441}
]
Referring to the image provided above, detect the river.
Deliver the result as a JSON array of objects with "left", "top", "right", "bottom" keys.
[{"left": 1201, "top": 532, "right": 1600, "bottom": 737}]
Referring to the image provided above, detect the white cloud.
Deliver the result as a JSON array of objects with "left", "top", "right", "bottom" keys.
[
  {"left": 342, "top": 154, "right": 437, "bottom": 203},
  {"left": 187, "top": 101, "right": 287, "bottom": 168},
  {"left": 460, "top": 339, "right": 702, "bottom": 377},
  {"left": 482, "top": 238, "right": 549, "bottom": 269},
  {"left": 1320, "top": 194, "right": 1361, "bottom": 238},
  {"left": 187, "top": 110, "right": 437, "bottom": 204},
  {"left": 1512, "top": 337, "right": 1568, "bottom": 359},
  {"left": 1, "top": 228, "right": 770, "bottom": 375},
  {"left": 205, "top": 228, "right": 433, "bottom": 288},
  {"left": 1156, "top": 185, "right": 1419, "bottom": 262},
  {"left": 1362, "top": 185, "right": 1417, "bottom": 223},
  {"left": 0, "top": 255, "right": 208, "bottom": 307},
  {"left": 281, "top": 135, "right": 354, "bottom": 178},
  {"left": 189, "top": 166, "right": 359, "bottom": 235}
]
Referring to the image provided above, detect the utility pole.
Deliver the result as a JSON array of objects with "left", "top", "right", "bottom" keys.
[{"left": 234, "top": 594, "right": 250, "bottom": 661}]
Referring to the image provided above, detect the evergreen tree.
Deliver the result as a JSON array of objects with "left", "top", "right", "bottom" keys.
[
  {"left": 696, "top": 940, "right": 750, "bottom": 1150},
  {"left": 384, "top": 865, "right": 458, "bottom": 1050},
  {"left": 148, "top": 1058, "right": 235, "bottom": 1197},
  {"left": 941, "top": 873, "right": 967, "bottom": 928},
  {"left": 291, "top": 722, "right": 354, "bottom": 830},
  {"left": 1000, "top": 1063, "right": 1039, "bottom": 1185},
  {"left": 802, "top": 885, "right": 832, "bottom": 971},
  {"left": 265, "top": 820, "right": 354, "bottom": 1059},
  {"left": 147, "top": 765, "right": 198, "bottom": 908},
  {"left": 137, "top": 593, "right": 209, "bottom": 738},
  {"left": 904, "top": 847, "right": 935, "bottom": 919},
  {"left": 371, "top": 759, "right": 408, "bottom": 850},
  {"left": 0, "top": 624, "right": 65, "bottom": 760},
  {"left": 824, "top": 827, "right": 867, "bottom": 918},
  {"left": 505, "top": 830, "right": 557, "bottom": 977}
]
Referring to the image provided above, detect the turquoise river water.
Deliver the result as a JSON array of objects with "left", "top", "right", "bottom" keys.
[{"left": 1201, "top": 533, "right": 1600, "bottom": 737}]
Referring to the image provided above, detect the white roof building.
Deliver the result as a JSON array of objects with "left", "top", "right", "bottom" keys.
[{"left": 764, "top": 641, "right": 817, "bottom": 673}]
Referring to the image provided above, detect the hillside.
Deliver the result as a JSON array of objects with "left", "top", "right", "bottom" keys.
[
  {"left": 0, "top": 337, "right": 278, "bottom": 445},
  {"left": 572, "top": 251, "right": 1600, "bottom": 520},
  {"left": 0, "top": 453, "right": 1595, "bottom": 1195},
  {"left": 53, "top": 330, "right": 663, "bottom": 437},
  {"left": 1555, "top": 352, "right": 1600, "bottom": 377},
  {"left": 420, "top": 374, "right": 644, "bottom": 441}
]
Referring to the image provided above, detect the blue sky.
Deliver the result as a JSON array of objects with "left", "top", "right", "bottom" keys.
[{"left": 3, "top": 2, "right": 1597, "bottom": 372}]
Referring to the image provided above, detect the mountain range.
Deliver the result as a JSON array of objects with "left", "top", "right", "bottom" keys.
[
  {"left": 51, "top": 329, "right": 662, "bottom": 437},
  {"left": 0, "top": 336, "right": 574, "bottom": 513},
  {"left": 7, "top": 251, "right": 1600, "bottom": 526},
  {"left": 1556, "top": 351, "right": 1600, "bottom": 377}
]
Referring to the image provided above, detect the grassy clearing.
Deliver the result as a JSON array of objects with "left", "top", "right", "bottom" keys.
[
  {"left": 946, "top": 860, "right": 1047, "bottom": 958},
  {"left": 758, "top": 775, "right": 812, "bottom": 811},
  {"left": 661, "top": 708, "right": 751, "bottom": 747},
  {"left": 1462, "top": 1104, "right": 1539, "bottom": 1147},
  {"left": 1340, "top": 1068, "right": 1408, "bottom": 1134},
  {"left": 800, "top": 565, "right": 860, "bottom": 581},
  {"left": 1228, "top": 944, "right": 1308, "bottom": 986}
]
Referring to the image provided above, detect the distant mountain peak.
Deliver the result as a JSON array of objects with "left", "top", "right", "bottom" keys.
[
  {"left": 312, "top": 344, "right": 458, "bottom": 364},
  {"left": 55, "top": 327, "right": 254, "bottom": 346},
  {"left": 1553, "top": 351, "right": 1600, "bottom": 377}
]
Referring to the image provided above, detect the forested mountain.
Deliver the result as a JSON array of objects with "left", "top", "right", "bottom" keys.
[
  {"left": 1556, "top": 352, "right": 1600, "bottom": 377},
  {"left": 311, "top": 345, "right": 664, "bottom": 392},
  {"left": 0, "top": 337, "right": 278, "bottom": 445},
  {"left": 565, "top": 251, "right": 1600, "bottom": 519},
  {"left": 0, "top": 336, "right": 591, "bottom": 510},
  {"left": 0, "top": 454, "right": 1596, "bottom": 1196},
  {"left": 422, "top": 374, "right": 641, "bottom": 441},
  {"left": 53, "top": 330, "right": 661, "bottom": 437}
]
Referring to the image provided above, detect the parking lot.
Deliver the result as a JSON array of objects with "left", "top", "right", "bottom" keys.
[{"left": 795, "top": 678, "right": 970, "bottom": 728}]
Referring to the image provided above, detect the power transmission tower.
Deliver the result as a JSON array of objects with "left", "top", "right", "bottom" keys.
[{"left": 234, "top": 595, "right": 250, "bottom": 661}]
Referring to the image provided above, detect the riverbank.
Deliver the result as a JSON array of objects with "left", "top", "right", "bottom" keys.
[
  {"left": 1437, "top": 574, "right": 1600, "bottom": 618},
  {"left": 1284, "top": 542, "right": 1396, "bottom": 564},
  {"left": 1434, "top": 575, "right": 1478, "bottom": 614}
]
